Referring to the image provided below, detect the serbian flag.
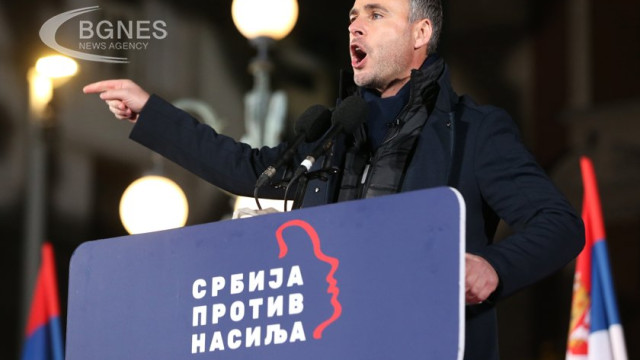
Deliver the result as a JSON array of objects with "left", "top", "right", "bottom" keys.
[
  {"left": 21, "top": 242, "right": 64, "bottom": 360},
  {"left": 566, "top": 156, "right": 628, "bottom": 360}
]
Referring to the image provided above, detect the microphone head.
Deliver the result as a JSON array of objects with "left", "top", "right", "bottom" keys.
[
  {"left": 294, "top": 105, "right": 332, "bottom": 142},
  {"left": 332, "top": 95, "right": 367, "bottom": 134}
]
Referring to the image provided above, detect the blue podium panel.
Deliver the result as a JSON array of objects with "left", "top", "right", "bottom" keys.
[{"left": 66, "top": 187, "right": 465, "bottom": 360}]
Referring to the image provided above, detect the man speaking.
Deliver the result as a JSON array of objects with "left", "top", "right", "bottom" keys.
[{"left": 84, "top": 0, "right": 584, "bottom": 358}]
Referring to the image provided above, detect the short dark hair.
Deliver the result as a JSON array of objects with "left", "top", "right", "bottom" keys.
[{"left": 409, "top": 0, "right": 443, "bottom": 54}]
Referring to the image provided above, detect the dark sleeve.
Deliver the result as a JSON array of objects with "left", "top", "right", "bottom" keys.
[
  {"left": 472, "top": 109, "right": 584, "bottom": 299},
  {"left": 129, "top": 94, "right": 288, "bottom": 198}
]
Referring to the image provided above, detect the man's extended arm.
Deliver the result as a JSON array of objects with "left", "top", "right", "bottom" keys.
[{"left": 84, "top": 79, "right": 289, "bottom": 198}]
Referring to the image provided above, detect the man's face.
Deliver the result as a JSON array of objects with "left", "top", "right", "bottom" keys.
[{"left": 348, "top": 0, "right": 420, "bottom": 94}]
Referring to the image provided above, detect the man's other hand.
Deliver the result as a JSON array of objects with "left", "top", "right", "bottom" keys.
[{"left": 465, "top": 253, "right": 499, "bottom": 305}]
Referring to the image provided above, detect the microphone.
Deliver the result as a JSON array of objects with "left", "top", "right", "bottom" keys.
[
  {"left": 293, "top": 95, "right": 367, "bottom": 178},
  {"left": 255, "top": 105, "right": 331, "bottom": 188}
]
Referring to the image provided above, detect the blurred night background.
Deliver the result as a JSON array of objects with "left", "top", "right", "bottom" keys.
[{"left": 1, "top": 0, "right": 639, "bottom": 359}]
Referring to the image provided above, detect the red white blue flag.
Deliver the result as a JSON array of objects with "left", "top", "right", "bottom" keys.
[
  {"left": 566, "top": 156, "right": 627, "bottom": 360},
  {"left": 21, "top": 242, "right": 64, "bottom": 360}
]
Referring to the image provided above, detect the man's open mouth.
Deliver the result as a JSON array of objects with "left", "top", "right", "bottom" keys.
[{"left": 350, "top": 44, "right": 367, "bottom": 68}]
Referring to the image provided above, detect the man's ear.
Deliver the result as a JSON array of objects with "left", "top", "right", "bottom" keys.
[{"left": 413, "top": 18, "right": 432, "bottom": 51}]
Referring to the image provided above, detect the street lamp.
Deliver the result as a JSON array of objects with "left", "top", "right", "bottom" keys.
[
  {"left": 23, "top": 53, "right": 78, "bottom": 330},
  {"left": 28, "top": 55, "right": 78, "bottom": 119},
  {"left": 231, "top": 0, "right": 298, "bottom": 215},
  {"left": 231, "top": 0, "right": 298, "bottom": 148}
]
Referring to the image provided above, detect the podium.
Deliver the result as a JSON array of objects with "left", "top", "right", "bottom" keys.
[{"left": 66, "top": 187, "right": 465, "bottom": 360}]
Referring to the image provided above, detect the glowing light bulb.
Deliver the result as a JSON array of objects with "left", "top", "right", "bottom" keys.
[
  {"left": 232, "top": 0, "right": 299, "bottom": 40},
  {"left": 119, "top": 175, "right": 189, "bottom": 234}
]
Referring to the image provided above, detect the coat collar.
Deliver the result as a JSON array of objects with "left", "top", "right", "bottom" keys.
[{"left": 338, "top": 56, "right": 458, "bottom": 114}]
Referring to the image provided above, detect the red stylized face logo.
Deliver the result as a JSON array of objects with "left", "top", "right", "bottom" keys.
[{"left": 275, "top": 219, "right": 341, "bottom": 339}]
